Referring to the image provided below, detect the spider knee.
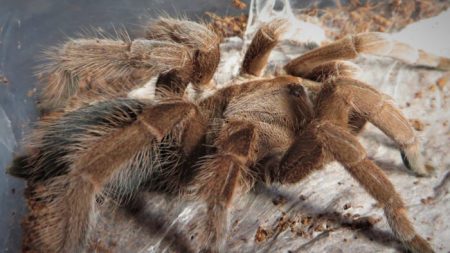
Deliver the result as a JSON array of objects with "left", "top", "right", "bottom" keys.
[
  {"left": 307, "top": 61, "right": 361, "bottom": 82},
  {"left": 316, "top": 122, "right": 367, "bottom": 166},
  {"left": 216, "top": 122, "right": 258, "bottom": 163}
]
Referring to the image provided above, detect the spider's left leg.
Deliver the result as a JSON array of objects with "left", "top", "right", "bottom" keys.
[
  {"left": 278, "top": 122, "right": 433, "bottom": 253},
  {"left": 240, "top": 19, "right": 287, "bottom": 76},
  {"left": 284, "top": 32, "right": 450, "bottom": 77},
  {"left": 39, "top": 39, "right": 192, "bottom": 112},
  {"left": 9, "top": 98, "right": 207, "bottom": 252},
  {"left": 190, "top": 119, "right": 260, "bottom": 253}
]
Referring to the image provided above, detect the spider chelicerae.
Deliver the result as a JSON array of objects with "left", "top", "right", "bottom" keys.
[{"left": 9, "top": 17, "right": 450, "bottom": 253}]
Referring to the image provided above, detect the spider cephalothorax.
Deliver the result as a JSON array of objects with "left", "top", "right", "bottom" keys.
[{"left": 9, "top": 17, "right": 450, "bottom": 253}]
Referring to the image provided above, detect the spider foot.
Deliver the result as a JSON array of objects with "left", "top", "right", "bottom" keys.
[{"left": 400, "top": 150, "right": 434, "bottom": 177}]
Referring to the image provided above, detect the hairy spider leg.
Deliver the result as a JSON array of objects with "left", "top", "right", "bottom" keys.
[
  {"left": 191, "top": 120, "right": 259, "bottom": 253},
  {"left": 284, "top": 32, "right": 450, "bottom": 77},
  {"left": 25, "top": 99, "right": 206, "bottom": 253}
]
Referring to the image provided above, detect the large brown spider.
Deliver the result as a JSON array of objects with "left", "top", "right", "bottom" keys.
[{"left": 9, "top": 17, "right": 450, "bottom": 253}]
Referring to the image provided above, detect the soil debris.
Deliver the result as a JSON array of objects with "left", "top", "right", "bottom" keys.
[
  {"left": 297, "top": 0, "right": 450, "bottom": 39},
  {"left": 0, "top": 74, "right": 9, "bottom": 85},
  {"left": 343, "top": 203, "right": 352, "bottom": 210},
  {"left": 410, "top": 119, "right": 425, "bottom": 131},
  {"left": 436, "top": 75, "right": 449, "bottom": 90},
  {"left": 420, "top": 196, "right": 434, "bottom": 205},
  {"left": 27, "top": 88, "right": 36, "bottom": 97},
  {"left": 232, "top": 0, "right": 247, "bottom": 10},
  {"left": 255, "top": 226, "right": 269, "bottom": 242},
  {"left": 272, "top": 195, "right": 287, "bottom": 206},
  {"left": 206, "top": 12, "right": 248, "bottom": 39}
]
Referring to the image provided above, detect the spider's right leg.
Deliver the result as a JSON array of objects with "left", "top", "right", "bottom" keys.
[
  {"left": 284, "top": 32, "right": 450, "bottom": 77},
  {"left": 22, "top": 98, "right": 206, "bottom": 253},
  {"left": 240, "top": 19, "right": 287, "bottom": 77},
  {"left": 190, "top": 119, "right": 260, "bottom": 253}
]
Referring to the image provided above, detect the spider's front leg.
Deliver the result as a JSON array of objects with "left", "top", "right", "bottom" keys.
[
  {"left": 39, "top": 18, "right": 221, "bottom": 112},
  {"left": 190, "top": 119, "right": 260, "bottom": 253},
  {"left": 39, "top": 39, "right": 194, "bottom": 111},
  {"left": 15, "top": 98, "right": 206, "bottom": 253}
]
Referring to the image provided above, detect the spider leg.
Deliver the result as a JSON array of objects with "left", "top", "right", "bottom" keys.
[
  {"left": 145, "top": 17, "right": 221, "bottom": 92},
  {"left": 317, "top": 77, "right": 429, "bottom": 176},
  {"left": 24, "top": 98, "right": 206, "bottom": 252},
  {"left": 39, "top": 37, "right": 193, "bottom": 112},
  {"left": 300, "top": 60, "right": 369, "bottom": 134},
  {"left": 278, "top": 122, "right": 433, "bottom": 253},
  {"left": 303, "top": 60, "right": 361, "bottom": 82},
  {"left": 191, "top": 120, "right": 259, "bottom": 253},
  {"left": 240, "top": 19, "right": 287, "bottom": 76},
  {"left": 284, "top": 32, "right": 450, "bottom": 77}
]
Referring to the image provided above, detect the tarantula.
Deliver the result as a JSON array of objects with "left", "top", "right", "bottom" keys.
[{"left": 9, "top": 17, "right": 450, "bottom": 253}]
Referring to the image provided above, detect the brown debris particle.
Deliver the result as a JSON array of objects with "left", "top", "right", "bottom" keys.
[
  {"left": 414, "top": 91, "right": 423, "bottom": 98},
  {"left": 428, "top": 84, "right": 437, "bottom": 92},
  {"left": 232, "top": 0, "right": 247, "bottom": 10},
  {"left": 299, "top": 0, "right": 450, "bottom": 40},
  {"left": 272, "top": 195, "right": 287, "bottom": 206},
  {"left": 425, "top": 164, "right": 435, "bottom": 174},
  {"left": 273, "top": 213, "right": 291, "bottom": 235},
  {"left": 0, "top": 74, "right": 8, "bottom": 85},
  {"left": 255, "top": 226, "right": 268, "bottom": 242},
  {"left": 301, "top": 216, "right": 313, "bottom": 226},
  {"left": 206, "top": 12, "right": 248, "bottom": 39},
  {"left": 343, "top": 203, "right": 352, "bottom": 210},
  {"left": 410, "top": 119, "right": 425, "bottom": 131},
  {"left": 27, "top": 88, "right": 36, "bottom": 97},
  {"left": 421, "top": 196, "right": 434, "bottom": 205},
  {"left": 436, "top": 75, "right": 448, "bottom": 90}
]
